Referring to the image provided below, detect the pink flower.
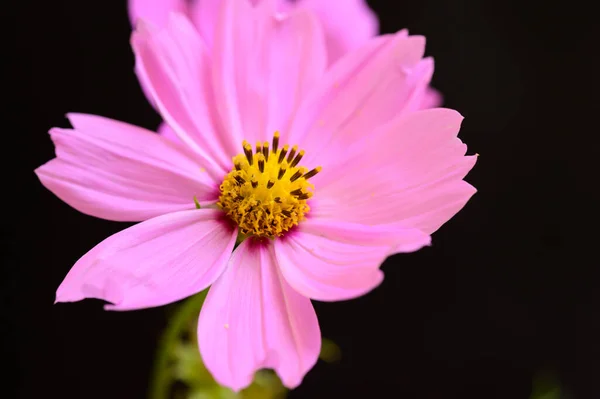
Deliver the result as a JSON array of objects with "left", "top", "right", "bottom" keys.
[
  {"left": 36, "top": 0, "right": 476, "bottom": 391},
  {"left": 128, "top": 0, "right": 378, "bottom": 64},
  {"left": 128, "top": 0, "right": 442, "bottom": 134}
]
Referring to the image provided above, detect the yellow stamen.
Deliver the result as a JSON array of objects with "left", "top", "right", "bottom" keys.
[{"left": 217, "top": 133, "right": 321, "bottom": 238}]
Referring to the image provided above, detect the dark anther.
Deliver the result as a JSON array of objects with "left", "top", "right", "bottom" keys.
[
  {"left": 290, "top": 150, "right": 304, "bottom": 168},
  {"left": 272, "top": 132, "right": 280, "bottom": 154},
  {"left": 278, "top": 145, "right": 289, "bottom": 164},
  {"left": 243, "top": 144, "right": 253, "bottom": 165},
  {"left": 278, "top": 167, "right": 286, "bottom": 180},
  {"left": 286, "top": 145, "right": 297, "bottom": 163},
  {"left": 289, "top": 170, "right": 303, "bottom": 182},
  {"left": 302, "top": 167, "right": 321, "bottom": 180}
]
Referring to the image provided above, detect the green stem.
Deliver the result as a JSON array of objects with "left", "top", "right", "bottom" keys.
[{"left": 149, "top": 291, "right": 208, "bottom": 399}]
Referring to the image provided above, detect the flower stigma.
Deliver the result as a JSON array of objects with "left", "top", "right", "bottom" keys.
[{"left": 217, "top": 132, "right": 321, "bottom": 238}]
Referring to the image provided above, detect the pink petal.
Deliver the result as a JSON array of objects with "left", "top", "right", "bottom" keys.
[
  {"left": 56, "top": 209, "right": 236, "bottom": 311},
  {"left": 286, "top": 31, "right": 428, "bottom": 167},
  {"left": 35, "top": 114, "right": 217, "bottom": 222},
  {"left": 275, "top": 219, "right": 431, "bottom": 301},
  {"left": 128, "top": 0, "right": 190, "bottom": 109},
  {"left": 263, "top": 9, "right": 328, "bottom": 138},
  {"left": 157, "top": 121, "right": 179, "bottom": 143},
  {"left": 132, "top": 14, "right": 233, "bottom": 174},
  {"left": 420, "top": 87, "right": 443, "bottom": 109},
  {"left": 128, "top": 0, "right": 189, "bottom": 28},
  {"left": 211, "top": 0, "right": 327, "bottom": 146},
  {"left": 399, "top": 57, "right": 437, "bottom": 113},
  {"left": 188, "top": 0, "right": 222, "bottom": 48},
  {"left": 198, "top": 239, "right": 320, "bottom": 391},
  {"left": 295, "top": 0, "right": 378, "bottom": 65},
  {"left": 313, "top": 109, "right": 477, "bottom": 234}
]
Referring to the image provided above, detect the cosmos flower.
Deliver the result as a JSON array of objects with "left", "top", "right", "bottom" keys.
[
  {"left": 128, "top": 0, "right": 441, "bottom": 137},
  {"left": 128, "top": 0, "right": 378, "bottom": 64},
  {"left": 36, "top": 0, "right": 476, "bottom": 391}
]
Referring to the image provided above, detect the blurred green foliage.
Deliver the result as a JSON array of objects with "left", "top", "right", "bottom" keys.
[
  {"left": 529, "top": 371, "right": 561, "bottom": 399},
  {"left": 153, "top": 292, "right": 570, "bottom": 399},
  {"left": 150, "top": 291, "right": 340, "bottom": 399}
]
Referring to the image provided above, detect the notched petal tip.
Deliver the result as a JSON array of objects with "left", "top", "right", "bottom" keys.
[
  {"left": 133, "top": 18, "right": 153, "bottom": 35},
  {"left": 389, "top": 33, "right": 426, "bottom": 66},
  {"left": 130, "top": 17, "right": 162, "bottom": 47},
  {"left": 407, "top": 34, "right": 426, "bottom": 49},
  {"left": 34, "top": 159, "right": 60, "bottom": 185},
  {"left": 52, "top": 210, "right": 235, "bottom": 312},
  {"left": 419, "top": 56, "right": 435, "bottom": 72},
  {"left": 64, "top": 112, "right": 76, "bottom": 124},
  {"left": 198, "top": 240, "right": 320, "bottom": 391},
  {"left": 464, "top": 181, "right": 478, "bottom": 197},
  {"left": 425, "top": 107, "right": 465, "bottom": 126}
]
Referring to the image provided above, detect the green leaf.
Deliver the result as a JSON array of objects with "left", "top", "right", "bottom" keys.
[
  {"left": 319, "top": 338, "right": 341, "bottom": 363},
  {"left": 148, "top": 291, "right": 208, "bottom": 399},
  {"left": 149, "top": 291, "right": 293, "bottom": 399}
]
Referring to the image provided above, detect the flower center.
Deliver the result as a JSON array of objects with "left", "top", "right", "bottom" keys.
[{"left": 217, "top": 132, "right": 321, "bottom": 238}]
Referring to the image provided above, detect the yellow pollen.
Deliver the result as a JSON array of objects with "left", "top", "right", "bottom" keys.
[{"left": 217, "top": 133, "right": 322, "bottom": 238}]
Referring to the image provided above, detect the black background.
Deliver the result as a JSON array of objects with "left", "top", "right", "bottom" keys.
[{"left": 4, "top": 0, "right": 598, "bottom": 398}]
